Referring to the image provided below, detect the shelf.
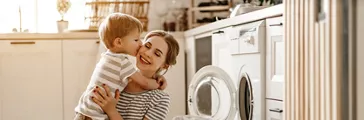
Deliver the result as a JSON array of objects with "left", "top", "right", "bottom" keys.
[
  {"left": 188, "top": 0, "right": 233, "bottom": 29},
  {"left": 192, "top": 23, "right": 209, "bottom": 28},
  {"left": 190, "top": 6, "right": 230, "bottom": 11}
]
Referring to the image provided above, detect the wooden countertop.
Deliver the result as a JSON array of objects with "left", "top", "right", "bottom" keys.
[
  {"left": 184, "top": 4, "right": 283, "bottom": 37},
  {"left": 0, "top": 32, "right": 185, "bottom": 40},
  {"left": 0, "top": 32, "right": 99, "bottom": 40}
]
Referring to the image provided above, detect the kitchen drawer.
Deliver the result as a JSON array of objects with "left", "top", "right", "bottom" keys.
[{"left": 266, "top": 100, "right": 283, "bottom": 120}]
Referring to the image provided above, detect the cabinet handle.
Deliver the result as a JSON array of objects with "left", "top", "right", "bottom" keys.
[
  {"left": 96, "top": 41, "right": 100, "bottom": 44},
  {"left": 317, "top": 0, "right": 327, "bottom": 21},
  {"left": 269, "top": 108, "right": 283, "bottom": 113},
  {"left": 212, "top": 30, "right": 224, "bottom": 34},
  {"left": 269, "top": 23, "right": 283, "bottom": 26},
  {"left": 10, "top": 41, "right": 35, "bottom": 45}
]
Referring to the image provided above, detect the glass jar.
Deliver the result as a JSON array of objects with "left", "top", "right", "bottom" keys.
[{"left": 163, "top": 11, "right": 176, "bottom": 31}]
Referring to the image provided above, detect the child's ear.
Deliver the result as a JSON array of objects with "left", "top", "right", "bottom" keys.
[{"left": 113, "top": 38, "right": 123, "bottom": 47}]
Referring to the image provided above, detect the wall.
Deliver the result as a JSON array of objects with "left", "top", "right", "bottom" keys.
[
  {"left": 357, "top": 0, "right": 364, "bottom": 119},
  {"left": 148, "top": 0, "right": 232, "bottom": 31},
  {"left": 148, "top": 0, "right": 189, "bottom": 31}
]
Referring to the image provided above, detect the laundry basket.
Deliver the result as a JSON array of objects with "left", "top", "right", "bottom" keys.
[
  {"left": 85, "top": 0, "right": 149, "bottom": 31},
  {"left": 172, "top": 115, "right": 213, "bottom": 120}
]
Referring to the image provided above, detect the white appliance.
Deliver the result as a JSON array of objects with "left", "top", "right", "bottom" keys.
[
  {"left": 187, "top": 20, "right": 266, "bottom": 120},
  {"left": 230, "top": 20, "right": 266, "bottom": 120}
]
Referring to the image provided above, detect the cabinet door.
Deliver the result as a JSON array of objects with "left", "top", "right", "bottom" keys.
[
  {"left": 0, "top": 40, "right": 63, "bottom": 120},
  {"left": 62, "top": 40, "right": 99, "bottom": 120},
  {"left": 185, "top": 36, "right": 196, "bottom": 86},
  {"left": 266, "top": 17, "right": 284, "bottom": 100},
  {"left": 211, "top": 27, "right": 233, "bottom": 77},
  {"left": 266, "top": 100, "right": 283, "bottom": 120}
]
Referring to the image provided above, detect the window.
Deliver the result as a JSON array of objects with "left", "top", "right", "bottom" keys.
[{"left": 0, "top": 0, "right": 88, "bottom": 33}]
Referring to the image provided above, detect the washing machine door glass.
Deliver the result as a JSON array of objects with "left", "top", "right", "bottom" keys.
[
  {"left": 188, "top": 65, "right": 237, "bottom": 120},
  {"left": 239, "top": 72, "right": 254, "bottom": 120}
]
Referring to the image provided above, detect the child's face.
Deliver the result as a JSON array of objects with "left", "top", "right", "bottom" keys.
[{"left": 116, "top": 28, "right": 142, "bottom": 56}]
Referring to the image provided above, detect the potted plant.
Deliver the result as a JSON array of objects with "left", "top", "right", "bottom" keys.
[{"left": 57, "top": 0, "right": 71, "bottom": 32}]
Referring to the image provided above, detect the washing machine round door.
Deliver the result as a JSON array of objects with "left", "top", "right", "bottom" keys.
[
  {"left": 188, "top": 65, "right": 237, "bottom": 120},
  {"left": 238, "top": 72, "right": 254, "bottom": 120}
]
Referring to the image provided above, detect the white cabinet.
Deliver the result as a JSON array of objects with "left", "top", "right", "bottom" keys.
[
  {"left": 211, "top": 27, "right": 233, "bottom": 77},
  {"left": 0, "top": 33, "right": 186, "bottom": 120},
  {"left": 0, "top": 40, "right": 63, "bottom": 120},
  {"left": 185, "top": 36, "right": 196, "bottom": 86},
  {"left": 266, "top": 17, "right": 284, "bottom": 100},
  {"left": 266, "top": 100, "right": 283, "bottom": 120},
  {"left": 62, "top": 40, "right": 99, "bottom": 120}
]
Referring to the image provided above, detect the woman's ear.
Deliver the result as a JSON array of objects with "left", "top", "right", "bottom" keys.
[{"left": 162, "top": 64, "right": 169, "bottom": 69}]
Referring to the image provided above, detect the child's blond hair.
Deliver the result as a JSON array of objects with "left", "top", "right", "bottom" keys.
[{"left": 98, "top": 13, "right": 143, "bottom": 49}]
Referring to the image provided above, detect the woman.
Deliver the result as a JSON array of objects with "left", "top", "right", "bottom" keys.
[{"left": 91, "top": 30, "right": 180, "bottom": 120}]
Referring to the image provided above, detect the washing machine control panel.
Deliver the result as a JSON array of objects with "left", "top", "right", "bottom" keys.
[{"left": 228, "top": 20, "right": 265, "bottom": 54}]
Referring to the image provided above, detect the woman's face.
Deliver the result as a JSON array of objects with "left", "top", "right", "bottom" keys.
[{"left": 136, "top": 36, "right": 168, "bottom": 73}]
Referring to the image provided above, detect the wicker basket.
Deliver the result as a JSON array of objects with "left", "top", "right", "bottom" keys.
[{"left": 85, "top": 0, "right": 149, "bottom": 31}]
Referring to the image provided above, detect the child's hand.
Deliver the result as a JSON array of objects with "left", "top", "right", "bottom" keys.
[{"left": 157, "top": 76, "right": 167, "bottom": 90}]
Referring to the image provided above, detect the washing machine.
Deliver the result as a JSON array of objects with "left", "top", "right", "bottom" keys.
[{"left": 186, "top": 20, "right": 266, "bottom": 120}]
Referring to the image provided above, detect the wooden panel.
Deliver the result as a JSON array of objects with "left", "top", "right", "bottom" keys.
[
  {"left": 284, "top": 0, "right": 344, "bottom": 119},
  {"left": 298, "top": 0, "right": 304, "bottom": 119},
  {"left": 293, "top": 0, "right": 299, "bottom": 119},
  {"left": 357, "top": 0, "right": 364, "bottom": 119},
  {"left": 303, "top": 0, "right": 310, "bottom": 119},
  {"left": 283, "top": 0, "right": 291, "bottom": 119},
  {"left": 308, "top": 0, "right": 315, "bottom": 120}
]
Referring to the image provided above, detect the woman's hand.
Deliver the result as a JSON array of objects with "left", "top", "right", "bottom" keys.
[{"left": 91, "top": 84, "right": 120, "bottom": 114}]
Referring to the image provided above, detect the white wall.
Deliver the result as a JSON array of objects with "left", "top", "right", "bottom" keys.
[{"left": 357, "top": 0, "right": 364, "bottom": 119}]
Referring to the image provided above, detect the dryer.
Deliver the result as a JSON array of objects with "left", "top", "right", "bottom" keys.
[
  {"left": 186, "top": 20, "right": 266, "bottom": 120},
  {"left": 230, "top": 20, "right": 266, "bottom": 120}
]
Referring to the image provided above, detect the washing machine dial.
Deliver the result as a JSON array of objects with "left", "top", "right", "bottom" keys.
[
  {"left": 247, "top": 36, "right": 255, "bottom": 45},
  {"left": 244, "top": 36, "right": 255, "bottom": 45}
]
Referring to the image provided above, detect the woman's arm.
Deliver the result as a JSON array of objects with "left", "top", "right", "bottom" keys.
[
  {"left": 92, "top": 84, "right": 123, "bottom": 120},
  {"left": 143, "top": 94, "right": 171, "bottom": 120}
]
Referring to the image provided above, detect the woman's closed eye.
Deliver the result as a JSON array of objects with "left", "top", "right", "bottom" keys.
[
  {"left": 144, "top": 42, "right": 162, "bottom": 57},
  {"left": 155, "top": 52, "right": 161, "bottom": 57}
]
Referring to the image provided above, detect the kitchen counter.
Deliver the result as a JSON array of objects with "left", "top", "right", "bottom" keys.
[
  {"left": 0, "top": 5, "right": 284, "bottom": 40},
  {"left": 0, "top": 5, "right": 282, "bottom": 40},
  {"left": 184, "top": 4, "right": 283, "bottom": 37},
  {"left": 0, "top": 32, "right": 99, "bottom": 40},
  {"left": 0, "top": 32, "right": 184, "bottom": 40}
]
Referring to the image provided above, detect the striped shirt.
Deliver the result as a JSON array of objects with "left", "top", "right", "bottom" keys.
[
  {"left": 74, "top": 51, "right": 137, "bottom": 120},
  {"left": 117, "top": 90, "right": 171, "bottom": 120}
]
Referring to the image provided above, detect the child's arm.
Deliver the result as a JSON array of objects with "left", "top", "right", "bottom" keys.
[{"left": 129, "top": 71, "right": 160, "bottom": 90}]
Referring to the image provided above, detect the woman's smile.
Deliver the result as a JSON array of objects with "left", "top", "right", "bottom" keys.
[{"left": 139, "top": 54, "right": 151, "bottom": 65}]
